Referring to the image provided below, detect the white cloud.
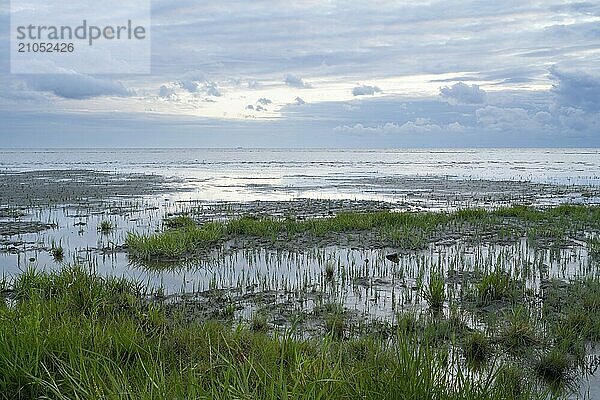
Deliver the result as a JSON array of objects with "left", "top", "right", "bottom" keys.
[
  {"left": 25, "top": 74, "right": 130, "bottom": 99},
  {"left": 352, "top": 85, "right": 381, "bottom": 96},
  {"left": 334, "top": 118, "right": 463, "bottom": 135},
  {"left": 202, "top": 81, "right": 222, "bottom": 97},
  {"left": 284, "top": 74, "right": 310, "bottom": 88},
  {"left": 440, "top": 82, "right": 486, "bottom": 104},
  {"left": 159, "top": 85, "right": 177, "bottom": 99},
  {"left": 3, "top": 2, "right": 600, "bottom": 146},
  {"left": 475, "top": 106, "right": 532, "bottom": 131}
]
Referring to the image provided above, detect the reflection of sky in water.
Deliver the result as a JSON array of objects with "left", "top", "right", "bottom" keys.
[
  {"left": 1, "top": 148, "right": 600, "bottom": 203},
  {"left": 1, "top": 198, "right": 596, "bottom": 302}
]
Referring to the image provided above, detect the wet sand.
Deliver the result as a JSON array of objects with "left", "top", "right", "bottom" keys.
[{"left": 0, "top": 169, "right": 182, "bottom": 208}]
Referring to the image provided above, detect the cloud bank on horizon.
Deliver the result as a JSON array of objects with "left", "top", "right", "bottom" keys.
[{"left": 0, "top": 0, "right": 599, "bottom": 147}]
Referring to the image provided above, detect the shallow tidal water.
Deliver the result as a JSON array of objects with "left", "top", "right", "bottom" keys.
[
  {"left": 2, "top": 148, "right": 600, "bottom": 202},
  {"left": 1, "top": 148, "right": 600, "bottom": 398}
]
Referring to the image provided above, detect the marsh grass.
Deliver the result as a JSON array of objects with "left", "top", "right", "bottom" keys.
[
  {"left": 476, "top": 270, "right": 519, "bottom": 304},
  {"left": 423, "top": 272, "right": 445, "bottom": 310},
  {"left": 462, "top": 331, "right": 493, "bottom": 365},
  {"left": 0, "top": 266, "right": 543, "bottom": 400},
  {"left": 499, "top": 307, "right": 540, "bottom": 353},
  {"left": 493, "top": 364, "right": 532, "bottom": 399},
  {"left": 99, "top": 220, "right": 114, "bottom": 234},
  {"left": 163, "top": 214, "right": 196, "bottom": 229},
  {"left": 50, "top": 240, "right": 63, "bottom": 262},
  {"left": 126, "top": 222, "right": 225, "bottom": 260},
  {"left": 324, "top": 261, "right": 335, "bottom": 280},
  {"left": 588, "top": 237, "right": 600, "bottom": 259},
  {"left": 535, "top": 347, "right": 573, "bottom": 384},
  {"left": 250, "top": 312, "right": 268, "bottom": 332},
  {"left": 126, "top": 205, "right": 600, "bottom": 262}
]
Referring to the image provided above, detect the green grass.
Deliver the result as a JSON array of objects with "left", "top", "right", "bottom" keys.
[
  {"left": 99, "top": 220, "right": 114, "bottom": 233},
  {"left": 535, "top": 347, "right": 572, "bottom": 383},
  {"left": 499, "top": 307, "right": 540, "bottom": 353},
  {"left": 163, "top": 215, "right": 196, "bottom": 229},
  {"left": 462, "top": 331, "right": 492, "bottom": 365},
  {"left": 0, "top": 266, "right": 546, "bottom": 400},
  {"left": 126, "top": 222, "right": 225, "bottom": 260},
  {"left": 476, "top": 270, "right": 518, "bottom": 304},
  {"left": 324, "top": 261, "right": 335, "bottom": 280},
  {"left": 126, "top": 205, "right": 600, "bottom": 262},
  {"left": 589, "top": 237, "right": 600, "bottom": 259},
  {"left": 50, "top": 241, "right": 64, "bottom": 262},
  {"left": 423, "top": 272, "right": 446, "bottom": 310}
]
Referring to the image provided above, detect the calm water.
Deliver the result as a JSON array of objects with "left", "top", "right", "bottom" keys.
[{"left": 1, "top": 148, "right": 599, "bottom": 202}]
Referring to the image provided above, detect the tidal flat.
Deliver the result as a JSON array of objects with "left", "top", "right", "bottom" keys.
[{"left": 1, "top": 169, "right": 600, "bottom": 399}]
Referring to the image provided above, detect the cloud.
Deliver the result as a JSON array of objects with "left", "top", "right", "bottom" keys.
[
  {"left": 284, "top": 74, "right": 311, "bottom": 88},
  {"left": 475, "top": 106, "right": 530, "bottom": 131},
  {"left": 202, "top": 81, "right": 222, "bottom": 97},
  {"left": 352, "top": 85, "right": 381, "bottom": 96},
  {"left": 550, "top": 67, "right": 600, "bottom": 111},
  {"left": 25, "top": 74, "right": 130, "bottom": 99},
  {"left": 440, "top": 82, "right": 486, "bottom": 104},
  {"left": 257, "top": 98, "right": 272, "bottom": 105},
  {"left": 177, "top": 80, "right": 199, "bottom": 92},
  {"left": 159, "top": 85, "right": 177, "bottom": 99},
  {"left": 173, "top": 71, "right": 223, "bottom": 96},
  {"left": 475, "top": 105, "right": 559, "bottom": 132},
  {"left": 334, "top": 118, "right": 455, "bottom": 135}
]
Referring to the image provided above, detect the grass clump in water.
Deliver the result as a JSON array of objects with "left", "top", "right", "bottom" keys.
[
  {"left": 476, "top": 270, "right": 518, "bottom": 304},
  {"left": 99, "top": 220, "right": 114, "bottom": 233},
  {"left": 324, "top": 261, "right": 335, "bottom": 281},
  {"left": 588, "top": 237, "right": 600, "bottom": 259},
  {"left": 50, "top": 240, "right": 64, "bottom": 262},
  {"left": 164, "top": 214, "right": 196, "bottom": 229},
  {"left": 126, "top": 205, "right": 600, "bottom": 262},
  {"left": 461, "top": 331, "right": 492, "bottom": 365},
  {"left": 499, "top": 307, "right": 539, "bottom": 353},
  {"left": 126, "top": 222, "right": 225, "bottom": 260},
  {"left": 535, "top": 347, "right": 572, "bottom": 384},
  {"left": 423, "top": 272, "right": 445, "bottom": 310}
]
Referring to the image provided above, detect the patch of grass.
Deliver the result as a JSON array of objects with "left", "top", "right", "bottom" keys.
[
  {"left": 250, "top": 312, "right": 268, "bottom": 332},
  {"left": 535, "top": 347, "right": 572, "bottom": 383},
  {"left": 164, "top": 215, "right": 197, "bottom": 229},
  {"left": 324, "top": 261, "right": 335, "bottom": 280},
  {"left": 588, "top": 237, "right": 600, "bottom": 259},
  {"left": 50, "top": 241, "right": 64, "bottom": 262},
  {"left": 126, "top": 205, "right": 600, "bottom": 262},
  {"left": 381, "top": 225, "right": 428, "bottom": 250},
  {"left": 462, "top": 331, "right": 492, "bottom": 365},
  {"left": 423, "top": 272, "right": 445, "bottom": 310},
  {"left": 0, "top": 266, "right": 539, "bottom": 400},
  {"left": 499, "top": 307, "right": 539, "bottom": 353},
  {"left": 493, "top": 364, "right": 531, "bottom": 399},
  {"left": 99, "top": 220, "right": 114, "bottom": 233},
  {"left": 476, "top": 270, "right": 518, "bottom": 304},
  {"left": 126, "top": 222, "right": 225, "bottom": 260}
]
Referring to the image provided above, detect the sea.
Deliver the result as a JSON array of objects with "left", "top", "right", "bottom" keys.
[{"left": 1, "top": 148, "right": 599, "bottom": 202}]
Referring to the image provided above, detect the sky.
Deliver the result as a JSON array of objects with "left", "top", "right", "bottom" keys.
[{"left": 1, "top": 0, "right": 599, "bottom": 148}]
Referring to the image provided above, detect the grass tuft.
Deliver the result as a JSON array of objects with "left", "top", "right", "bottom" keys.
[
  {"left": 423, "top": 272, "right": 445, "bottom": 310},
  {"left": 535, "top": 347, "right": 572, "bottom": 383},
  {"left": 99, "top": 220, "right": 114, "bottom": 233}
]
